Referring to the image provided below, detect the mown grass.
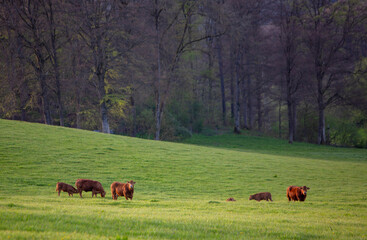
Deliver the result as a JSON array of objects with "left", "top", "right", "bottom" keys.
[{"left": 0, "top": 119, "right": 366, "bottom": 239}]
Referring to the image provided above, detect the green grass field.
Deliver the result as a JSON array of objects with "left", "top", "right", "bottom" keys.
[{"left": 0, "top": 119, "right": 366, "bottom": 239}]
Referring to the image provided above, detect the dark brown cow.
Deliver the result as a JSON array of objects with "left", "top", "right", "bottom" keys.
[
  {"left": 226, "top": 197, "right": 236, "bottom": 202},
  {"left": 287, "top": 185, "right": 310, "bottom": 201},
  {"left": 111, "top": 180, "right": 136, "bottom": 200},
  {"left": 56, "top": 182, "right": 77, "bottom": 196},
  {"left": 75, "top": 179, "right": 106, "bottom": 198},
  {"left": 249, "top": 192, "right": 273, "bottom": 202}
]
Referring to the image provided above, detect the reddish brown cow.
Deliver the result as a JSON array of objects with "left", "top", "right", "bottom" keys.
[
  {"left": 287, "top": 185, "right": 310, "bottom": 201},
  {"left": 226, "top": 197, "right": 236, "bottom": 202},
  {"left": 249, "top": 192, "right": 273, "bottom": 202},
  {"left": 111, "top": 180, "right": 136, "bottom": 200},
  {"left": 75, "top": 179, "right": 106, "bottom": 198},
  {"left": 56, "top": 182, "right": 78, "bottom": 196}
]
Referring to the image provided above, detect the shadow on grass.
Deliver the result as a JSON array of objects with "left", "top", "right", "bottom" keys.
[{"left": 181, "top": 134, "right": 367, "bottom": 163}]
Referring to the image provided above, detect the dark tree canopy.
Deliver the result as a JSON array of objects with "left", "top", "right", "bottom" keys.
[{"left": 0, "top": 0, "right": 367, "bottom": 147}]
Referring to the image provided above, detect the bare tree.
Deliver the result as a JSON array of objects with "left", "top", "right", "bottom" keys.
[
  {"left": 301, "top": 0, "right": 366, "bottom": 144},
  {"left": 41, "top": 0, "right": 64, "bottom": 126},
  {"left": 279, "top": 0, "right": 303, "bottom": 143},
  {"left": 75, "top": 0, "right": 126, "bottom": 133},
  {"left": 8, "top": 1, "right": 53, "bottom": 124},
  {"left": 152, "top": 0, "right": 217, "bottom": 140}
]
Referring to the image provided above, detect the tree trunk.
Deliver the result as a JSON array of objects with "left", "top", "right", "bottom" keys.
[
  {"left": 230, "top": 47, "right": 235, "bottom": 120},
  {"left": 292, "top": 102, "right": 297, "bottom": 141},
  {"left": 100, "top": 101, "right": 110, "bottom": 134},
  {"left": 35, "top": 45, "right": 52, "bottom": 125},
  {"left": 242, "top": 73, "right": 248, "bottom": 129},
  {"left": 208, "top": 52, "right": 214, "bottom": 126},
  {"left": 286, "top": 62, "right": 294, "bottom": 143},
  {"left": 154, "top": 0, "right": 162, "bottom": 140},
  {"left": 54, "top": 55, "right": 64, "bottom": 126},
  {"left": 216, "top": 36, "right": 226, "bottom": 126},
  {"left": 40, "top": 71, "right": 52, "bottom": 125},
  {"left": 234, "top": 51, "right": 241, "bottom": 134},
  {"left": 97, "top": 71, "right": 110, "bottom": 133},
  {"left": 76, "top": 95, "right": 81, "bottom": 129},
  {"left": 318, "top": 94, "right": 326, "bottom": 144},
  {"left": 316, "top": 51, "right": 326, "bottom": 144},
  {"left": 155, "top": 103, "right": 162, "bottom": 140},
  {"left": 278, "top": 97, "right": 282, "bottom": 138},
  {"left": 47, "top": 0, "right": 64, "bottom": 126},
  {"left": 287, "top": 99, "right": 294, "bottom": 143},
  {"left": 72, "top": 49, "right": 81, "bottom": 129},
  {"left": 256, "top": 69, "right": 263, "bottom": 131},
  {"left": 131, "top": 95, "right": 137, "bottom": 137},
  {"left": 247, "top": 73, "right": 253, "bottom": 129},
  {"left": 256, "top": 90, "right": 262, "bottom": 131}
]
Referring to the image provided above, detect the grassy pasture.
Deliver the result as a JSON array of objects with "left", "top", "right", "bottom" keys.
[{"left": 0, "top": 119, "right": 366, "bottom": 239}]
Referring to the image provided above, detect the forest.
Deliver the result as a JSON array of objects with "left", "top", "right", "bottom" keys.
[{"left": 0, "top": 0, "right": 366, "bottom": 147}]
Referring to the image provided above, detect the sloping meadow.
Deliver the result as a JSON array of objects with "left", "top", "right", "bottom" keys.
[{"left": 0, "top": 120, "right": 366, "bottom": 239}]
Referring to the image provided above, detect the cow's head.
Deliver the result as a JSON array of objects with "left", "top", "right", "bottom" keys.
[
  {"left": 101, "top": 190, "right": 106, "bottom": 197},
  {"left": 249, "top": 195, "right": 254, "bottom": 200},
  {"left": 127, "top": 180, "right": 136, "bottom": 190},
  {"left": 300, "top": 186, "right": 310, "bottom": 195}
]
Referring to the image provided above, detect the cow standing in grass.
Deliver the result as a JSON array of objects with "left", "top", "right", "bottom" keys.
[
  {"left": 56, "top": 182, "right": 78, "bottom": 196},
  {"left": 111, "top": 180, "right": 135, "bottom": 200},
  {"left": 287, "top": 186, "right": 310, "bottom": 201},
  {"left": 75, "top": 179, "right": 106, "bottom": 198}
]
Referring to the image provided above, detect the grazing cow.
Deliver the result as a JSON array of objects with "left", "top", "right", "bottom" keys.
[
  {"left": 56, "top": 182, "right": 78, "bottom": 196},
  {"left": 111, "top": 180, "right": 136, "bottom": 200},
  {"left": 287, "top": 185, "right": 310, "bottom": 201},
  {"left": 75, "top": 179, "right": 106, "bottom": 198},
  {"left": 249, "top": 192, "right": 273, "bottom": 202},
  {"left": 226, "top": 197, "right": 236, "bottom": 202}
]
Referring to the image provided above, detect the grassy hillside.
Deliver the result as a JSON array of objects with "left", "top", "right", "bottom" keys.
[{"left": 0, "top": 119, "right": 366, "bottom": 239}]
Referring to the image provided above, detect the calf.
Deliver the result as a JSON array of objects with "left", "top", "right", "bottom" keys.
[
  {"left": 287, "top": 185, "right": 310, "bottom": 201},
  {"left": 111, "top": 180, "right": 136, "bottom": 200},
  {"left": 75, "top": 179, "right": 106, "bottom": 198},
  {"left": 249, "top": 192, "right": 273, "bottom": 202},
  {"left": 56, "top": 182, "right": 77, "bottom": 196}
]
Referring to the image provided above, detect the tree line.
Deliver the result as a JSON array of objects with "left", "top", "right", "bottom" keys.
[{"left": 1, "top": 0, "right": 366, "bottom": 147}]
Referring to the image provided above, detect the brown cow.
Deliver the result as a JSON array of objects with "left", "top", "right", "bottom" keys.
[
  {"left": 56, "top": 182, "right": 78, "bottom": 196},
  {"left": 287, "top": 185, "right": 310, "bottom": 201},
  {"left": 226, "top": 197, "right": 236, "bottom": 202},
  {"left": 75, "top": 179, "right": 106, "bottom": 198},
  {"left": 249, "top": 192, "right": 273, "bottom": 202},
  {"left": 111, "top": 180, "right": 136, "bottom": 200}
]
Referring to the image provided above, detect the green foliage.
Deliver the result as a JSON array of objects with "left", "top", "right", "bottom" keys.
[
  {"left": 182, "top": 51, "right": 199, "bottom": 62},
  {"left": 354, "top": 57, "right": 367, "bottom": 93},
  {"left": 164, "top": 91, "right": 204, "bottom": 140},
  {"left": 160, "top": 112, "right": 192, "bottom": 141},
  {"left": 200, "top": 68, "right": 215, "bottom": 81},
  {"left": 103, "top": 93, "right": 128, "bottom": 118},
  {"left": 191, "top": 101, "right": 203, "bottom": 133},
  {"left": 200, "top": 127, "right": 217, "bottom": 136},
  {"left": 102, "top": 84, "right": 131, "bottom": 132},
  {"left": 296, "top": 103, "right": 319, "bottom": 143},
  {"left": 328, "top": 109, "right": 367, "bottom": 147},
  {"left": 355, "top": 128, "right": 367, "bottom": 148},
  {"left": 134, "top": 107, "right": 155, "bottom": 139},
  {"left": 79, "top": 108, "right": 99, "bottom": 130}
]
